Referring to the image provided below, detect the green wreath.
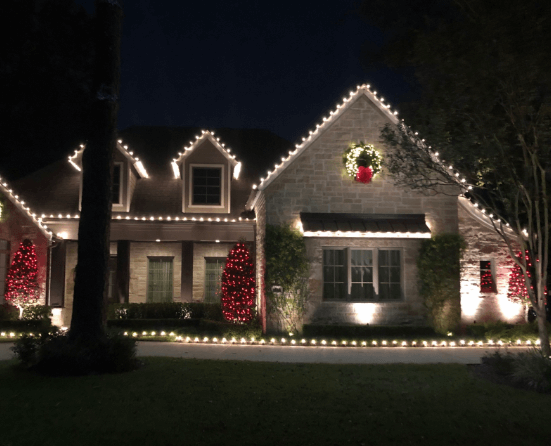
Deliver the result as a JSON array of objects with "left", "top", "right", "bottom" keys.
[{"left": 342, "top": 142, "right": 382, "bottom": 182}]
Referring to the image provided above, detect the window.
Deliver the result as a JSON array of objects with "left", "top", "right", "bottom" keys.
[
  {"left": 192, "top": 167, "right": 221, "bottom": 205},
  {"left": 323, "top": 248, "right": 402, "bottom": 301},
  {"left": 204, "top": 258, "right": 225, "bottom": 303},
  {"left": 0, "top": 240, "right": 9, "bottom": 303},
  {"left": 112, "top": 163, "right": 123, "bottom": 205},
  {"left": 480, "top": 260, "right": 496, "bottom": 293},
  {"left": 147, "top": 257, "right": 173, "bottom": 303}
]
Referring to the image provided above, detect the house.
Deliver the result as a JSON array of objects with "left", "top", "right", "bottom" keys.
[{"left": 4, "top": 84, "right": 526, "bottom": 330}]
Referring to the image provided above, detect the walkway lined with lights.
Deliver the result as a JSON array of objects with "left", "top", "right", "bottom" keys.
[{"left": 0, "top": 341, "right": 531, "bottom": 364}]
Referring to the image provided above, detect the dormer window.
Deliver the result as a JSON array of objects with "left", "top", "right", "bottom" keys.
[
  {"left": 192, "top": 167, "right": 221, "bottom": 205},
  {"left": 112, "top": 163, "right": 123, "bottom": 205}
]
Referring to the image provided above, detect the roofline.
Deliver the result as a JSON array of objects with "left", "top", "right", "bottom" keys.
[
  {"left": 0, "top": 176, "right": 53, "bottom": 240},
  {"left": 173, "top": 130, "right": 239, "bottom": 167},
  {"left": 67, "top": 140, "right": 150, "bottom": 179},
  {"left": 254, "top": 84, "right": 399, "bottom": 193}
]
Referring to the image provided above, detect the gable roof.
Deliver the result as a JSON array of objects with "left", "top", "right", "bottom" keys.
[
  {"left": 0, "top": 175, "right": 53, "bottom": 239},
  {"left": 246, "top": 84, "right": 400, "bottom": 209},
  {"left": 258, "top": 84, "right": 398, "bottom": 190},
  {"left": 68, "top": 140, "right": 149, "bottom": 179},
  {"left": 171, "top": 130, "right": 240, "bottom": 179}
]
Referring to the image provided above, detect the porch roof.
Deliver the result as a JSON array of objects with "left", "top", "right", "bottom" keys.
[{"left": 300, "top": 213, "right": 431, "bottom": 237}]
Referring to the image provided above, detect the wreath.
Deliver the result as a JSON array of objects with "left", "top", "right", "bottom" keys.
[{"left": 342, "top": 142, "right": 382, "bottom": 184}]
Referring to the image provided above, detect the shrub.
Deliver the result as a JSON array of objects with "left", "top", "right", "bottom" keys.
[
  {"left": 107, "top": 318, "right": 201, "bottom": 331},
  {"left": 198, "top": 319, "right": 263, "bottom": 339},
  {"left": 265, "top": 224, "right": 310, "bottom": 334},
  {"left": 511, "top": 349, "right": 551, "bottom": 392},
  {"left": 302, "top": 324, "right": 436, "bottom": 339},
  {"left": 0, "top": 303, "right": 19, "bottom": 321},
  {"left": 12, "top": 330, "right": 139, "bottom": 376},
  {"left": 108, "top": 302, "right": 223, "bottom": 321},
  {"left": 418, "top": 234, "right": 466, "bottom": 335},
  {"left": 22, "top": 305, "right": 52, "bottom": 323},
  {"left": 481, "top": 350, "right": 515, "bottom": 375}
]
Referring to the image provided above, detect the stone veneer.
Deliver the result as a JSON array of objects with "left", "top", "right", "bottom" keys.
[
  {"left": 458, "top": 199, "right": 525, "bottom": 324},
  {"left": 192, "top": 242, "right": 233, "bottom": 301},
  {"left": 304, "top": 237, "right": 424, "bottom": 325},
  {"left": 260, "top": 94, "right": 458, "bottom": 327}
]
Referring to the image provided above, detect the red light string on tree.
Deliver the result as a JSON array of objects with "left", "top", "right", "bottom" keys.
[
  {"left": 507, "top": 250, "right": 547, "bottom": 304},
  {"left": 4, "top": 239, "right": 40, "bottom": 319},
  {"left": 221, "top": 242, "right": 256, "bottom": 323}
]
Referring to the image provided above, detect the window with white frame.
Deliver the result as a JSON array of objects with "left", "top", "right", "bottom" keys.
[
  {"left": 323, "top": 248, "right": 402, "bottom": 301},
  {"left": 192, "top": 166, "right": 221, "bottom": 206}
]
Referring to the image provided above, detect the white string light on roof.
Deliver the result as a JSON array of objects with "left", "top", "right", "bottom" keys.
[
  {"left": 68, "top": 140, "right": 149, "bottom": 178},
  {"left": 0, "top": 176, "right": 53, "bottom": 238}
]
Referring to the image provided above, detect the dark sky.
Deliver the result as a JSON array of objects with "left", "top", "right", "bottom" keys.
[{"left": 74, "top": 0, "right": 409, "bottom": 143}]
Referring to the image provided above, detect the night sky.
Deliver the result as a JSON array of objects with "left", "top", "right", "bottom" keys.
[{"left": 74, "top": 0, "right": 409, "bottom": 144}]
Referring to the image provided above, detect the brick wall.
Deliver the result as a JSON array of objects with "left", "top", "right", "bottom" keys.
[
  {"left": 129, "top": 242, "right": 182, "bottom": 303},
  {"left": 458, "top": 199, "right": 525, "bottom": 324},
  {"left": 192, "top": 242, "right": 233, "bottom": 301}
]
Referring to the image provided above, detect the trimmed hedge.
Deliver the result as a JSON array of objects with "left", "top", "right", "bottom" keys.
[
  {"left": 0, "top": 320, "right": 50, "bottom": 331},
  {"left": 108, "top": 303, "right": 223, "bottom": 321},
  {"left": 465, "top": 321, "right": 550, "bottom": 342},
  {"left": 197, "top": 320, "right": 263, "bottom": 339},
  {"left": 302, "top": 324, "right": 437, "bottom": 339},
  {"left": 107, "top": 319, "right": 201, "bottom": 331}
]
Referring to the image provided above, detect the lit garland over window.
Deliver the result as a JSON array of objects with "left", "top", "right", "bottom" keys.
[
  {"left": 4, "top": 239, "right": 41, "bottom": 319},
  {"left": 221, "top": 242, "right": 256, "bottom": 323},
  {"left": 342, "top": 142, "right": 383, "bottom": 184}
]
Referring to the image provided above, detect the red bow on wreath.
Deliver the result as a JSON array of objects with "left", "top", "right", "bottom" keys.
[{"left": 356, "top": 166, "right": 373, "bottom": 184}]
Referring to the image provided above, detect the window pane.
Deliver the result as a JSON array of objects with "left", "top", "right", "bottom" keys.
[
  {"left": 147, "top": 258, "right": 173, "bottom": 303},
  {"left": 192, "top": 167, "right": 221, "bottom": 205},
  {"left": 323, "top": 249, "right": 345, "bottom": 300},
  {"left": 379, "top": 250, "right": 388, "bottom": 265},
  {"left": 480, "top": 260, "right": 496, "bottom": 293},
  {"left": 351, "top": 283, "right": 374, "bottom": 301},
  {"left": 205, "top": 258, "right": 225, "bottom": 303},
  {"left": 379, "top": 266, "right": 389, "bottom": 282},
  {"left": 390, "top": 284, "right": 401, "bottom": 300},
  {"left": 390, "top": 250, "right": 400, "bottom": 266},
  {"left": 390, "top": 266, "right": 400, "bottom": 283},
  {"left": 379, "top": 284, "right": 389, "bottom": 300}
]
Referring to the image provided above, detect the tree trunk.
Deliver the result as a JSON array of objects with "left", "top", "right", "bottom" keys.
[{"left": 69, "top": 0, "right": 123, "bottom": 343}]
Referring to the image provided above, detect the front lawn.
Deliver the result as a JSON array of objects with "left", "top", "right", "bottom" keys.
[{"left": 0, "top": 358, "right": 549, "bottom": 446}]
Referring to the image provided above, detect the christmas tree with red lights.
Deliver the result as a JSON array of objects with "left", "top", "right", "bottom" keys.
[
  {"left": 221, "top": 242, "right": 256, "bottom": 323},
  {"left": 507, "top": 250, "right": 547, "bottom": 304},
  {"left": 4, "top": 239, "right": 40, "bottom": 319}
]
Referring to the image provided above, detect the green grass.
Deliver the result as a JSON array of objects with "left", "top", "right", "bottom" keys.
[{"left": 0, "top": 358, "right": 550, "bottom": 446}]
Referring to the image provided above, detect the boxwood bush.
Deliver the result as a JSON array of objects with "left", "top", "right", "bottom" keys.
[
  {"left": 302, "top": 324, "right": 437, "bottom": 339},
  {"left": 108, "top": 302, "right": 223, "bottom": 321}
]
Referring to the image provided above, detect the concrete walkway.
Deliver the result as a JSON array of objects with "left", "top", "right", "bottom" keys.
[{"left": 0, "top": 341, "right": 529, "bottom": 364}]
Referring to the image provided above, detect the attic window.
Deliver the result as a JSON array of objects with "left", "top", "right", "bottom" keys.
[{"left": 192, "top": 167, "right": 221, "bottom": 205}]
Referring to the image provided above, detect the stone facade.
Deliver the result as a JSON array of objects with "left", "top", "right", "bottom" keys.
[
  {"left": 458, "top": 199, "right": 525, "bottom": 324},
  {"left": 260, "top": 93, "right": 457, "bottom": 327},
  {"left": 305, "top": 237, "right": 424, "bottom": 325},
  {"left": 263, "top": 96, "right": 458, "bottom": 235},
  {"left": 129, "top": 242, "right": 182, "bottom": 303}
]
